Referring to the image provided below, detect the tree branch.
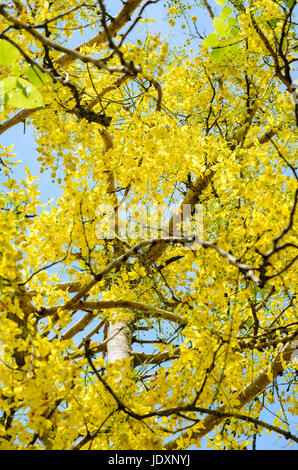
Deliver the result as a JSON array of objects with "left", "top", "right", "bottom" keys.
[
  {"left": 80, "top": 300, "right": 187, "bottom": 326},
  {"left": 0, "top": 0, "right": 145, "bottom": 135},
  {"left": 37, "top": 236, "right": 195, "bottom": 318},
  {"left": 165, "top": 332, "right": 298, "bottom": 448},
  {"left": 0, "top": 5, "right": 141, "bottom": 75}
]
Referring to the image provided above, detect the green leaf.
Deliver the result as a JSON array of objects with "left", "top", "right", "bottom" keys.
[
  {"left": 227, "top": 17, "right": 240, "bottom": 37},
  {"left": 244, "top": 318, "right": 254, "bottom": 329},
  {"left": 287, "top": 0, "right": 295, "bottom": 8},
  {"left": 220, "top": 6, "right": 233, "bottom": 19},
  {"left": 211, "top": 43, "right": 239, "bottom": 64},
  {"left": 216, "top": 0, "right": 227, "bottom": 5},
  {"left": 211, "top": 47, "right": 226, "bottom": 64},
  {"left": 213, "top": 17, "right": 231, "bottom": 37},
  {"left": 0, "top": 80, "right": 4, "bottom": 109},
  {"left": 227, "top": 17, "right": 239, "bottom": 26},
  {"left": 78, "top": 259, "right": 88, "bottom": 270},
  {"left": 16, "top": 78, "right": 30, "bottom": 98},
  {"left": 11, "top": 64, "right": 22, "bottom": 78},
  {"left": 227, "top": 43, "right": 240, "bottom": 57},
  {"left": 3, "top": 92, "right": 9, "bottom": 108},
  {"left": 202, "top": 32, "right": 220, "bottom": 48},
  {"left": 0, "top": 39, "right": 20, "bottom": 66},
  {"left": 24, "top": 66, "right": 49, "bottom": 88},
  {"left": 267, "top": 17, "right": 283, "bottom": 29},
  {"left": 2, "top": 76, "right": 18, "bottom": 92},
  {"left": 3, "top": 77, "right": 44, "bottom": 109}
]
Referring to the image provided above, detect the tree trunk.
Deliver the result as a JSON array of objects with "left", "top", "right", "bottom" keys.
[{"left": 106, "top": 320, "right": 133, "bottom": 364}]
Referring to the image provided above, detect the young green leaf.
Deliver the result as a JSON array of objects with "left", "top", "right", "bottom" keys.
[
  {"left": 3, "top": 77, "right": 44, "bottom": 109},
  {"left": 78, "top": 259, "right": 88, "bottom": 270},
  {"left": 227, "top": 17, "right": 240, "bottom": 37},
  {"left": 216, "top": 0, "right": 227, "bottom": 5},
  {"left": 11, "top": 64, "right": 23, "bottom": 78},
  {"left": 211, "top": 47, "right": 226, "bottom": 64},
  {"left": 220, "top": 5, "right": 233, "bottom": 19},
  {"left": 2, "top": 76, "right": 18, "bottom": 92},
  {"left": 0, "top": 39, "right": 20, "bottom": 66},
  {"left": 211, "top": 43, "right": 239, "bottom": 64},
  {"left": 3, "top": 92, "right": 9, "bottom": 109},
  {"left": 0, "top": 82, "right": 3, "bottom": 110},
  {"left": 227, "top": 17, "right": 239, "bottom": 26},
  {"left": 24, "top": 66, "right": 49, "bottom": 88},
  {"left": 202, "top": 32, "right": 220, "bottom": 48},
  {"left": 16, "top": 79, "right": 30, "bottom": 98},
  {"left": 267, "top": 18, "right": 283, "bottom": 29},
  {"left": 213, "top": 17, "right": 231, "bottom": 37}
]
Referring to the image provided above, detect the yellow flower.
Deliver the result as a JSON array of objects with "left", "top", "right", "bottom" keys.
[{"left": 168, "top": 7, "right": 178, "bottom": 15}]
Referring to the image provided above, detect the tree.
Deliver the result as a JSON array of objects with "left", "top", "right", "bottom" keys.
[{"left": 0, "top": 0, "right": 297, "bottom": 450}]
